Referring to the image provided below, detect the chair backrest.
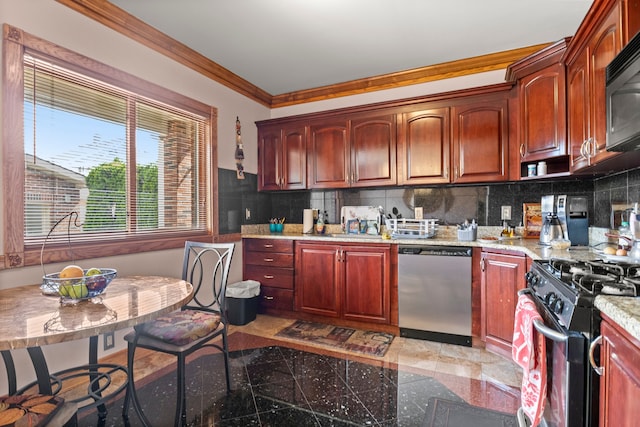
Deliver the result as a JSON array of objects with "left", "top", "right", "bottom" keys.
[{"left": 181, "top": 241, "right": 235, "bottom": 316}]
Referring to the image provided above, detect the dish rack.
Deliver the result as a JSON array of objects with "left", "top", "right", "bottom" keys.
[{"left": 384, "top": 218, "right": 438, "bottom": 239}]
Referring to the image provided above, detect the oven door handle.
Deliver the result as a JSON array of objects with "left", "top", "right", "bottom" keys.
[
  {"left": 518, "top": 289, "right": 570, "bottom": 342},
  {"left": 533, "top": 319, "right": 568, "bottom": 342}
]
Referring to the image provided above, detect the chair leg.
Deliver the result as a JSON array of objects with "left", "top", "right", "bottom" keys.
[
  {"left": 176, "top": 353, "right": 187, "bottom": 427},
  {"left": 222, "top": 330, "right": 231, "bottom": 393},
  {"left": 125, "top": 339, "right": 152, "bottom": 427}
]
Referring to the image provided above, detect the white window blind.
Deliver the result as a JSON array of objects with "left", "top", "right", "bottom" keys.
[{"left": 23, "top": 54, "right": 208, "bottom": 246}]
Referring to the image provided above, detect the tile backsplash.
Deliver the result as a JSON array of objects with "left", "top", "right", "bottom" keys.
[{"left": 218, "top": 167, "right": 640, "bottom": 234}]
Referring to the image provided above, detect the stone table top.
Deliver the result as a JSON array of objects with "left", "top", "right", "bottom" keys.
[{"left": 0, "top": 275, "right": 193, "bottom": 350}]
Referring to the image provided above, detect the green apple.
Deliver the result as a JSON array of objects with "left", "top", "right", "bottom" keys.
[
  {"left": 60, "top": 283, "right": 88, "bottom": 299},
  {"left": 86, "top": 268, "right": 102, "bottom": 276}
]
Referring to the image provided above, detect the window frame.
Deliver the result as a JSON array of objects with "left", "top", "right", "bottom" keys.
[{"left": 2, "top": 24, "right": 219, "bottom": 269}]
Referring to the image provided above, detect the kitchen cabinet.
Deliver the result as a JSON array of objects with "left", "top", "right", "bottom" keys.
[
  {"left": 566, "top": 1, "right": 622, "bottom": 173},
  {"left": 257, "top": 123, "right": 306, "bottom": 191},
  {"left": 451, "top": 93, "right": 509, "bottom": 183},
  {"left": 397, "top": 90, "right": 509, "bottom": 185},
  {"left": 307, "top": 113, "right": 396, "bottom": 189},
  {"left": 243, "top": 238, "right": 295, "bottom": 313},
  {"left": 295, "top": 241, "right": 391, "bottom": 324},
  {"left": 505, "top": 38, "right": 569, "bottom": 176},
  {"left": 480, "top": 249, "right": 527, "bottom": 358},
  {"left": 594, "top": 314, "right": 640, "bottom": 426},
  {"left": 397, "top": 107, "right": 450, "bottom": 185}
]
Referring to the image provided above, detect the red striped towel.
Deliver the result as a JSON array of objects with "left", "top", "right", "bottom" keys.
[{"left": 512, "top": 293, "right": 547, "bottom": 426}]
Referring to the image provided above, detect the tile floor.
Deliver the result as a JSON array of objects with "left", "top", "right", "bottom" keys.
[{"left": 79, "top": 315, "right": 523, "bottom": 426}]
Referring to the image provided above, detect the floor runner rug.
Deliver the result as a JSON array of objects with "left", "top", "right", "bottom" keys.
[
  {"left": 274, "top": 320, "right": 394, "bottom": 357},
  {"left": 423, "top": 397, "right": 518, "bottom": 427}
]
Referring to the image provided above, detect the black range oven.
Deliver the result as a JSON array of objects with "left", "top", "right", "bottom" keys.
[{"left": 522, "top": 258, "right": 640, "bottom": 427}]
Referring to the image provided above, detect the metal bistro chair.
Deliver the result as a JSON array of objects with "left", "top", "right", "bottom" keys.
[{"left": 123, "top": 241, "right": 235, "bottom": 427}]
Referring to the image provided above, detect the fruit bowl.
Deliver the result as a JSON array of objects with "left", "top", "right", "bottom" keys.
[{"left": 41, "top": 268, "right": 117, "bottom": 301}]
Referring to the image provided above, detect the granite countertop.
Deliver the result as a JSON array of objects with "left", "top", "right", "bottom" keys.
[
  {"left": 241, "top": 224, "right": 603, "bottom": 262},
  {"left": 595, "top": 296, "right": 640, "bottom": 342},
  {"left": 243, "top": 223, "right": 640, "bottom": 340}
]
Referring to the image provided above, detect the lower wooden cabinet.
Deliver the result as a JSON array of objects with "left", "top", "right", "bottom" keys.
[
  {"left": 243, "top": 238, "right": 294, "bottom": 313},
  {"left": 594, "top": 314, "right": 640, "bottom": 426},
  {"left": 295, "top": 241, "right": 391, "bottom": 324},
  {"left": 480, "top": 249, "right": 527, "bottom": 357}
]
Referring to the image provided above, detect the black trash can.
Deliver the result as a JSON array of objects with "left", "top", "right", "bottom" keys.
[{"left": 225, "top": 280, "right": 260, "bottom": 325}]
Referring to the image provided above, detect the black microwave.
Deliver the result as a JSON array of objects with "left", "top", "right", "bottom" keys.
[{"left": 606, "top": 31, "right": 640, "bottom": 152}]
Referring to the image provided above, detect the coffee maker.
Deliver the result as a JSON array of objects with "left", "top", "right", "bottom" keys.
[
  {"left": 556, "top": 195, "right": 589, "bottom": 246},
  {"left": 540, "top": 195, "right": 564, "bottom": 245}
]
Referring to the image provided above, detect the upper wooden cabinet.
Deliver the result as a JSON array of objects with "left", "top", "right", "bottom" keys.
[
  {"left": 397, "top": 108, "right": 450, "bottom": 185},
  {"left": 257, "top": 123, "right": 306, "bottom": 190},
  {"left": 397, "top": 89, "right": 510, "bottom": 185},
  {"left": 505, "top": 39, "right": 569, "bottom": 165},
  {"left": 307, "top": 114, "right": 396, "bottom": 189},
  {"left": 350, "top": 114, "right": 397, "bottom": 188},
  {"left": 451, "top": 93, "right": 510, "bottom": 183},
  {"left": 566, "top": 0, "right": 623, "bottom": 173}
]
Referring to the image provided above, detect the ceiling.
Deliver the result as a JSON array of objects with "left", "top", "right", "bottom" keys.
[{"left": 104, "top": 0, "right": 593, "bottom": 102}]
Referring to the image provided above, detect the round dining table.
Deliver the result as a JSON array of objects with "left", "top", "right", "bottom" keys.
[{"left": 0, "top": 275, "right": 193, "bottom": 422}]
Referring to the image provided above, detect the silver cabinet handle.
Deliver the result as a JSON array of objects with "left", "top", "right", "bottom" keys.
[
  {"left": 263, "top": 258, "right": 274, "bottom": 262},
  {"left": 264, "top": 296, "right": 274, "bottom": 300},
  {"left": 263, "top": 244, "right": 274, "bottom": 248},
  {"left": 263, "top": 274, "right": 274, "bottom": 279},
  {"left": 589, "top": 335, "right": 603, "bottom": 376}
]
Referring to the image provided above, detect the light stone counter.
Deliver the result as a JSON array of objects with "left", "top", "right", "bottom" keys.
[
  {"left": 595, "top": 296, "right": 640, "bottom": 342},
  {"left": 242, "top": 224, "right": 602, "bottom": 262}
]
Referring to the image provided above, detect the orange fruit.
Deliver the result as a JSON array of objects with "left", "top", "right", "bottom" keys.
[{"left": 60, "top": 264, "right": 84, "bottom": 279}]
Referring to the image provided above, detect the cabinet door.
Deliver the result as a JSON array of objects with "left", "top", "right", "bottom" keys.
[
  {"left": 481, "top": 251, "right": 526, "bottom": 357},
  {"left": 350, "top": 114, "right": 396, "bottom": 187},
  {"left": 452, "top": 95, "right": 509, "bottom": 183},
  {"left": 308, "top": 120, "right": 350, "bottom": 188},
  {"left": 342, "top": 246, "right": 390, "bottom": 323},
  {"left": 599, "top": 319, "right": 640, "bottom": 426},
  {"left": 588, "top": 4, "right": 621, "bottom": 166},
  {"left": 397, "top": 108, "right": 450, "bottom": 184},
  {"left": 295, "top": 242, "right": 341, "bottom": 317},
  {"left": 569, "top": 3, "right": 622, "bottom": 172},
  {"left": 519, "top": 62, "right": 567, "bottom": 161},
  {"left": 257, "top": 125, "right": 282, "bottom": 191},
  {"left": 567, "top": 50, "right": 590, "bottom": 171},
  {"left": 281, "top": 124, "right": 307, "bottom": 190}
]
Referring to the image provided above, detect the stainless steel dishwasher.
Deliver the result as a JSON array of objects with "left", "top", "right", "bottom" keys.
[{"left": 397, "top": 245, "right": 472, "bottom": 346}]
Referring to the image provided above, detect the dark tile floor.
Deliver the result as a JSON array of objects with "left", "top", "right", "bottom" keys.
[{"left": 79, "top": 342, "right": 519, "bottom": 427}]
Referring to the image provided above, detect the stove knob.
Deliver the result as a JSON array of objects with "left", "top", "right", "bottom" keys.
[
  {"left": 545, "top": 292, "right": 557, "bottom": 306},
  {"left": 553, "top": 298, "right": 564, "bottom": 314}
]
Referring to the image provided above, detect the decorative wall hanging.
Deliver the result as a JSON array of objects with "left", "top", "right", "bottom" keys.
[{"left": 235, "top": 116, "right": 245, "bottom": 179}]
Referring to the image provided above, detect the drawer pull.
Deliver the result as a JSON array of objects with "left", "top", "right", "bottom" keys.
[
  {"left": 263, "top": 258, "right": 274, "bottom": 262},
  {"left": 264, "top": 296, "right": 274, "bottom": 300},
  {"left": 263, "top": 275, "right": 275, "bottom": 279},
  {"left": 263, "top": 244, "right": 274, "bottom": 248}
]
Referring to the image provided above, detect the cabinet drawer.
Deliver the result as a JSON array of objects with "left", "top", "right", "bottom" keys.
[
  {"left": 245, "top": 265, "right": 294, "bottom": 289},
  {"left": 244, "top": 239, "right": 293, "bottom": 253},
  {"left": 244, "top": 251, "right": 293, "bottom": 267},
  {"left": 259, "top": 287, "right": 294, "bottom": 312}
]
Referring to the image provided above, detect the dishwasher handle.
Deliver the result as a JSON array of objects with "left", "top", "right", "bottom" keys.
[{"left": 398, "top": 245, "right": 472, "bottom": 257}]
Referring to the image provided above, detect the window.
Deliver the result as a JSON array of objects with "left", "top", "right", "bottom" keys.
[{"left": 3, "top": 25, "right": 218, "bottom": 267}]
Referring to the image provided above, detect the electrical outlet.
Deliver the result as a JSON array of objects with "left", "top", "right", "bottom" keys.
[
  {"left": 245, "top": 208, "right": 251, "bottom": 220},
  {"left": 104, "top": 332, "right": 114, "bottom": 350},
  {"left": 501, "top": 206, "right": 512, "bottom": 221},
  {"left": 414, "top": 207, "right": 423, "bottom": 219}
]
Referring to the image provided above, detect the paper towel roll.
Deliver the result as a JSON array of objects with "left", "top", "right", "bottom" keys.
[{"left": 303, "top": 209, "right": 314, "bottom": 234}]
